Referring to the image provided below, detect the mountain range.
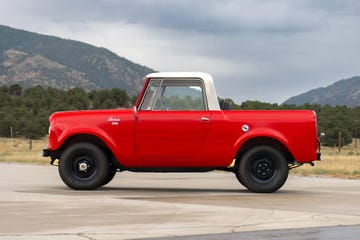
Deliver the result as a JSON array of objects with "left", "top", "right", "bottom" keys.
[
  {"left": 1, "top": 25, "right": 359, "bottom": 107},
  {"left": 283, "top": 77, "right": 360, "bottom": 107},
  {"left": 0, "top": 24, "right": 154, "bottom": 95}
]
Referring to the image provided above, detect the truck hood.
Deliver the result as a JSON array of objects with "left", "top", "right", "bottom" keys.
[
  {"left": 50, "top": 108, "right": 134, "bottom": 121},
  {"left": 49, "top": 108, "right": 135, "bottom": 138},
  {"left": 47, "top": 108, "right": 135, "bottom": 151}
]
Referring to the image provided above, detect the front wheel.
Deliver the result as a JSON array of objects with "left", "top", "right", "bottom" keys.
[
  {"left": 59, "top": 143, "right": 110, "bottom": 190},
  {"left": 100, "top": 167, "right": 117, "bottom": 187},
  {"left": 235, "top": 146, "right": 289, "bottom": 193}
]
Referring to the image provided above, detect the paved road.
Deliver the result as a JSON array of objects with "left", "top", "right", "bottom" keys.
[
  {"left": 143, "top": 225, "right": 360, "bottom": 240},
  {"left": 0, "top": 163, "right": 359, "bottom": 240}
]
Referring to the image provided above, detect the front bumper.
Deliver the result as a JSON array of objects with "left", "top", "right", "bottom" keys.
[
  {"left": 42, "top": 149, "right": 52, "bottom": 157},
  {"left": 42, "top": 149, "right": 62, "bottom": 165}
]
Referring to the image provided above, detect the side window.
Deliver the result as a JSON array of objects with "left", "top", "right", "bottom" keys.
[
  {"left": 140, "top": 79, "right": 206, "bottom": 111},
  {"left": 139, "top": 80, "right": 160, "bottom": 110},
  {"left": 154, "top": 81, "right": 206, "bottom": 110}
]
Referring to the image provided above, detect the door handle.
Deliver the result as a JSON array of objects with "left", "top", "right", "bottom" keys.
[{"left": 201, "top": 117, "right": 210, "bottom": 121}]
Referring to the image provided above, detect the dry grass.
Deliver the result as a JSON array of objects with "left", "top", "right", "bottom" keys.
[
  {"left": 291, "top": 140, "right": 360, "bottom": 179},
  {"left": 0, "top": 137, "right": 359, "bottom": 179},
  {"left": 0, "top": 137, "right": 49, "bottom": 164}
]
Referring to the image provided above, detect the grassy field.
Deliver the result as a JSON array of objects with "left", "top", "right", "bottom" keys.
[
  {"left": 0, "top": 137, "right": 49, "bottom": 164},
  {"left": 0, "top": 137, "right": 359, "bottom": 179},
  {"left": 291, "top": 140, "right": 360, "bottom": 179}
]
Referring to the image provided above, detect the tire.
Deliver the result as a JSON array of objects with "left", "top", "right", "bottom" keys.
[
  {"left": 235, "top": 145, "right": 288, "bottom": 193},
  {"left": 100, "top": 167, "right": 117, "bottom": 187},
  {"left": 58, "top": 143, "right": 110, "bottom": 190}
]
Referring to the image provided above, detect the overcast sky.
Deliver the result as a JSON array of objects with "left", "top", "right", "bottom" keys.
[{"left": 1, "top": 0, "right": 360, "bottom": 103}]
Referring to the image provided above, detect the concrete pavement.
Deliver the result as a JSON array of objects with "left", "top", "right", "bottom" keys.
[{"left": 0, "top": 163, "right": 359, "bottom": 239}]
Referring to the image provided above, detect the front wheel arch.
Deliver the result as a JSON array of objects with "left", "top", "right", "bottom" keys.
[{"left": 58, "top": 134, "right": 122, "bottom": 169}]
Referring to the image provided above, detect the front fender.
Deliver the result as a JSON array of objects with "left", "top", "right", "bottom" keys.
[{"left": 56, "top": 127, "right": 120, "bottom": 160}]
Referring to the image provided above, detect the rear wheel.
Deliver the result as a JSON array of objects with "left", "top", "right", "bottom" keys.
[
  {"left": 59, "top": 143, "right": 110, "bottom": 190},
  {"left": 235, "top": 145, "right": 288, "bottom": 193}
]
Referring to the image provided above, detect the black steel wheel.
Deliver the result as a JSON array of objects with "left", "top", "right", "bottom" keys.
[
  {"left": 59, "top": 143, "right": 110, "bottom": 190},
  {"left": 235, "top": 145, "right": 288, "bottom": 193}
]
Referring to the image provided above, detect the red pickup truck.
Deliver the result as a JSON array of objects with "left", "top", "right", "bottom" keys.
[{"left": 43, "top": 72, "right": 320, "bottom": 193}]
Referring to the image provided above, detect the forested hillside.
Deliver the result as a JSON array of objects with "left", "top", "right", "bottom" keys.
[
  {"left": 0, "top": 25, "right": 154, "bottom": 94},
  {"left": 0, "top": 84, "right": 131, "bottom": 139}
]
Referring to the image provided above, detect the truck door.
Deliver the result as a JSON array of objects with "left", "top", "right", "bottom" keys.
[{"left": 135, "top": 78, "right": 211, "bottom": 167}]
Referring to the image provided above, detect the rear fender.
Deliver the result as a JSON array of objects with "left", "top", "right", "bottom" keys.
[{"left": 233, "top": 128, "right": 293, "bottom": 162}]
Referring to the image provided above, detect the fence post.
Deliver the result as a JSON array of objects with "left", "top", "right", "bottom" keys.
[
  {"left": 10, "top": 126, "right": 13, "bottom": 145},
  {"left": 355, "top": 120, "right": 358, "bottom": 148},
  {"left": 338, "top": 131, "right": 341, "bottom": 153},
  {"left": 29, "top": 138, "right": 32, "bottom": 150}
]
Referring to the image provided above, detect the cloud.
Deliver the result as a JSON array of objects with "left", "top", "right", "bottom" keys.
[{"left": 1, "top": 0, "right": 360, "bottom": 103}]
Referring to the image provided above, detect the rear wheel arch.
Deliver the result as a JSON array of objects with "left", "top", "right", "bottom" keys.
[{"left": 235, "top": 137, "right": 294, "bottom": 165}]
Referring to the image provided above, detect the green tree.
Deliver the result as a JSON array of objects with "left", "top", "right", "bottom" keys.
[
  {"left": 322, "top": 128, "right": 352, "bottom": 147},
  {"left": 110, "top": 88, "right": 129, "bottom": 107},
  {"left": 0, "top": 111, "right": 16, "bottom": 137},
  {"left": 102, "top": 99, "right": 116, "bottom": 109},
  {"left": 240, "top": 100, "right": 279, "bottom": 110},
  {"left": 9, "top": 84, "right": 22, "bottom": 96},
  {"left": 65, "top": 88, "right": 88, "bottom": 110}
]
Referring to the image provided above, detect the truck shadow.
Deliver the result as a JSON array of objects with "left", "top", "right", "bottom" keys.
[
  {"left": 95, "top": 186, "right": 305, "bottom": 196},
  {"left": 98, "top": 186, "right": 249, "bottom": 194},
  {"left": 20, "top": 186, "right": 307, "bottom": 200}
]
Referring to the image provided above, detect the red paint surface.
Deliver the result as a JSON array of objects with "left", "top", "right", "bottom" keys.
[{"left": 47, "top": 108, "right": 318, "bottom": 168}]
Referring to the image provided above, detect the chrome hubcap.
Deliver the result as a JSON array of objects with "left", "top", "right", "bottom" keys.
[{"left": 78, "top": 162, "right": 89, "bottom": 172}]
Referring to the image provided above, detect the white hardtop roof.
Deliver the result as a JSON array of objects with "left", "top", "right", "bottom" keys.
[
  {"left": 146, "top": 72, "right": 212, "bottom": 81},
  {"left": 145, "top": 72, "right": 220, "bottom": 110}
]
